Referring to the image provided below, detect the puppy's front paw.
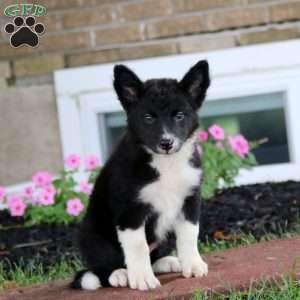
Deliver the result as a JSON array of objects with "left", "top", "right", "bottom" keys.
[
  {"left": 181, "top": 256, "right": 208, "bottom": 278},
  {"left": 128, "top": 268, "right": 161, "bottom": 291}
]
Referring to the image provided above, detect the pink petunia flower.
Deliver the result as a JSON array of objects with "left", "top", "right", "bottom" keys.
[
  {"left": 66, "top": 198, "right": 84, "bottom": 216},
  {"left": 0, "top": 186, "right": 5, "bottom": 201},
  {"left": 37, "top": 190, "right": 55, "bottom": 206},
  {"left": 208, "top": 124, "right": 225, "bottom": 141},
  {"left": 84, "top": 155, "right": 100, "bottom": 171},
  {"left": 8, "top": 194, "right": 21, "bottom": 206},
  {"left": 8, "top": 195, "right": 27, "bottom": 217},
  {"left": 198, "top": 131, "right": 208, "bottom": 142},
  {"left": 79, "top": 181, "right": 92, "bottom": 195},
  {"left": 228, "top": 135, "right": 250, "bottom": 158},
  {"left": 32, "top": 171, "right": 53, "bottom": 187},
  {"left": 43, "top": 185, "right": 56, "bottom": 196},
  {"left": 64, "top": 154, "right": 81, "bottom": 170},
  {"left": 23, "top": 186, "right": 34, "bottom": 199}
]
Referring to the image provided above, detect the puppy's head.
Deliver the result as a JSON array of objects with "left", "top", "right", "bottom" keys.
[{"left": 113, "top": 60, "right": 210, "bottom": 155}]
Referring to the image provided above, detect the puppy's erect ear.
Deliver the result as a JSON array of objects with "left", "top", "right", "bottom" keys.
[
  {"left": 179, "top": 60, "right": 210, "bottom": 110},
  {"left": 113, "top": 65, "right": 143, "bottom": 111}
]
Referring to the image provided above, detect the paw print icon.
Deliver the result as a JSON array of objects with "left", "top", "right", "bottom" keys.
[{"left": 4, "top": 16, "right": 45, "bottom": 48}]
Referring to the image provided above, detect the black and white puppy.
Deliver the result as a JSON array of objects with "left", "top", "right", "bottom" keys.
[{"left": 72, "top": 60, "right": 210, "bottom": 291}]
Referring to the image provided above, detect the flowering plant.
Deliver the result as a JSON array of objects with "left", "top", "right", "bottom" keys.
[
  {"left": 0, "top": 125, "right": 259, "bottom": 225},
  {"left": 0, "top": 155, "right": 101, "bottom": 225},
  {"left": 198, "top": 124, "right": 258, "bottom": 199}
]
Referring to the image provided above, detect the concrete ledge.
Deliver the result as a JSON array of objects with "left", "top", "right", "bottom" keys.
[{"left": 1, "top": 237, "right": 300, "bottom": 300}]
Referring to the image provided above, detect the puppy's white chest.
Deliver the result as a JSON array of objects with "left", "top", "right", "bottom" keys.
[{"left": 139, "top": 143, "right": 201, "bottom": 240}]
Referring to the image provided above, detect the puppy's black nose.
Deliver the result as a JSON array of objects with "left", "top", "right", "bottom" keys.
[{"left": 159, "top": 138, "right": 174, "bottom": 151}]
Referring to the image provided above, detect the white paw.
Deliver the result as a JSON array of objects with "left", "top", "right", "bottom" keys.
[
  {"left": 181, "top": 256, "right": 208, "bottom": 278},
  {"left": 81, "top": 271, "right": 101, "bottom": 290},
  {"left": 109, "top": 268, "right": 128, "bottom": 287},
  {"left": 128, "top": 268, "right": 161, "bottom": 291},
  {"left": 152, "top": 256, "right": 182, "bottom": 274}
]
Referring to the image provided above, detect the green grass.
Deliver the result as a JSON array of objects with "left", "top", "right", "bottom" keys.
[
  {"left": 199, "top": 218, "right": 300, "bottom": 254},
  {"left": 192, "top": 277, "right": 300, "bottom": 299},
  {"left": 0, "top": 258, "right": 82, "bottom": 290}
]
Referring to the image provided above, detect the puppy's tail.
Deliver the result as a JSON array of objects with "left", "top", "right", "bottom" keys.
[{"left": 71, "top": 269, "right": 102, "bottom": 290}]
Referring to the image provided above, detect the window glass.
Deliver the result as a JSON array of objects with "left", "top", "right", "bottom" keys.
[{"left": 99, "top": 92, "right": 289, "bottom": 165}]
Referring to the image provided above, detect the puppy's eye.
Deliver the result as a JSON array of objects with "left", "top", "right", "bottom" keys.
[
  {"left": 144, "top": 113, "right": 155, "bottom": 124},
  {"left": 174, "top": 111, "right": 185, "bottom": 121}
]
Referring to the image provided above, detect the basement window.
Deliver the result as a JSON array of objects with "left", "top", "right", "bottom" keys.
[{"left": 54, "top": 39, "right": 300, "bottom": 185}]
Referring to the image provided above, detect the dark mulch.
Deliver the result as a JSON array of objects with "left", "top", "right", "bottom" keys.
[
  {"left": 200, "top": 180, "right": 300, "bottom": 241},
  {"left": 0, "top": 213, "right": 79, "bottom": 273},
  {"left": 1, "top": 181, "right": 300, "bottom": 273}
]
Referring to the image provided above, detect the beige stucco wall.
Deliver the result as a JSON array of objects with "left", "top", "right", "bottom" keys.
[{"left": 0, "top": 83, "right": 62, "bottom": 186}]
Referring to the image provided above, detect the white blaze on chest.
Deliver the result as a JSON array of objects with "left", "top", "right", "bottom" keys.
[{"left": 139, "top": 137, "right": 201, "bottom": 240}]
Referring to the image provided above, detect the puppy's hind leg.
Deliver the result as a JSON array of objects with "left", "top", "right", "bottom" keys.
[
  {"left": 152, "top": 256, "right": 182, "bottom": 274},
  {"left": 151, "top": 232, "right": 179, "bottom": 274},
  {"left": 108, "top": 268, "right": 128, "bottom": 287},
  {"left": 74, "top": 229, "right": 125, "bottom": 289}
]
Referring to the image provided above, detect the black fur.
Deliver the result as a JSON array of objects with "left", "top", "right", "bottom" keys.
[{"left": 72, "top": 60, "right": 210, "bottom": 288}]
